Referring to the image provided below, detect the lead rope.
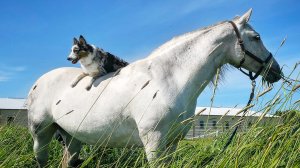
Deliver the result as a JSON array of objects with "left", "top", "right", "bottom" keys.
[{"left": 220, "top": 80, "right": 256, "bottom": 153}]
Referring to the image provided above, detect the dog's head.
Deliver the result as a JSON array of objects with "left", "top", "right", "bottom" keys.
[{"left": 67, "top": 35, "right": 94, "bottom": 64}]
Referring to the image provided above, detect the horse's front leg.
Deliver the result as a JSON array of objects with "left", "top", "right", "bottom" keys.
[
  {"left": 71, "top": 73, "right": 87, "bottom": 88},
  {"left": 140, "top": 130, "right": 167, "bottom": 166}
]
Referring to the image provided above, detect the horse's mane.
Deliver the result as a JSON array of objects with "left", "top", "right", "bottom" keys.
[
  {"left": 210, "top": 64, "right": 232, "bottom": 89},
  {"left": 148, "top": 20, "right": 228, "bottom": 58},
  {"left": 148, "top": 20, "right": 231, "bottom": 87}
]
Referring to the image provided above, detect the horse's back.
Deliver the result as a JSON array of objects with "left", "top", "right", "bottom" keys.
[{"left": 27, "top": 67, "right": 81, "bottom": 110}]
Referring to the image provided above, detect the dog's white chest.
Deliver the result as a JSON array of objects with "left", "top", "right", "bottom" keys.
[
  {"left": 81, "top": 63, "right": 100, "bottom": 76},
  {"left": 79, "top": 55, "right": 102, "bottom": 76}
]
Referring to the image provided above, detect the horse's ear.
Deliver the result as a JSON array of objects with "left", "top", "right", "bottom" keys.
[
  {"left": 232, "top": 15, "right": 240, "bottom": 21},
  {"left": 237, "top": 8, "right": 252, "bottom": 25},
  {"left": 79, "top": 35, "right": 87, "bottom": 46},
  {"left": 73, "top": 38, "right": 79, "bottom": 45}
]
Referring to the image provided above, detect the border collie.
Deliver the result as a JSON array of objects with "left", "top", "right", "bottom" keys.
[{"left": 67, "top": 35, "right": 128, "bottom": 90}]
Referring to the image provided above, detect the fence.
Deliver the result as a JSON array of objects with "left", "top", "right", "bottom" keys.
[{"left": 185, "top": 122, "right": 250, "bottom": 139}]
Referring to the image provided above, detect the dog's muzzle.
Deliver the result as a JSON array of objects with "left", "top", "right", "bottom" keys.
[{"left": 67, "top": 57, "right": 79, "bottom": 64}]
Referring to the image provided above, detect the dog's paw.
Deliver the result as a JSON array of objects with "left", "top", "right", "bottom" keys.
[
  {"left": 71, "top": 83, "right": 76, "bottom": 88},
  {"left": 85, "top": 85, "right": 91, "bottom": 91}
]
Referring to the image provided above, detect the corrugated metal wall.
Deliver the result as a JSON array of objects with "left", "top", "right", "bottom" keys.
[{"left": 0, "top": 109, "right": 28, "bottom": 126}]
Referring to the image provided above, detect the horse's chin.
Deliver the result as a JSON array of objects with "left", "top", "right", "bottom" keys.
[
  {"left": 263, "top": 63, "right": 282, "bottom": 83},
  {"left": 264, "top": 72, "right": 281, "bottom": 84}
]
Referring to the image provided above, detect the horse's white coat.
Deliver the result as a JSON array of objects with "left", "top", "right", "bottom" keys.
[{"left": 27, "top": 9, "right": 281, "bottom": 167}]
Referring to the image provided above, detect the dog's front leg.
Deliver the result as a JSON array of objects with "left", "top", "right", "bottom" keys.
[
  {"left": 71, "top": 73, "right": 88, "bottom": 88},
  {"left": 85, "top": 76, "right": 98, "bottom": 91}
]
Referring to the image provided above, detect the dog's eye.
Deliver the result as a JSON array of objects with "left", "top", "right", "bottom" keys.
[
  {"left": 73, "top": 48, "right": 79, "bottom": 53},
  {"left": 254, "top": 35, "right": 261, "bottom": 40}
]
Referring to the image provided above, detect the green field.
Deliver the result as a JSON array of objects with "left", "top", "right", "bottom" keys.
[{"left": 0, "top": 110, "right": 299, "bottom": 167}]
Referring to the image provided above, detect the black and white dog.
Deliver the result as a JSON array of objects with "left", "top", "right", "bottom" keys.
[{"left": 67, "top": 35, "right": 128, "bottom": 90}]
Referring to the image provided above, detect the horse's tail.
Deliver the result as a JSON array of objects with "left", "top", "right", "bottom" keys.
[{"left": 26, "top": 82, "right": 38, "bottom": 110}]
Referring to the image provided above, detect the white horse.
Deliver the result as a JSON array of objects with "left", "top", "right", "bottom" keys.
[{"left": 27, "top": 9, "right": 281, "bottom": 167}]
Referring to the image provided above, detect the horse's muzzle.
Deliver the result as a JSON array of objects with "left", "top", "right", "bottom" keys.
[{"left": 265, "top": 62, "right": 282, "bottom": 83}]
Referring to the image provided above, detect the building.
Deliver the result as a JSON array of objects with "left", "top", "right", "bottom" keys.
[
  {"left": 186, "top": 107, "right": 279, "bottom": 139},
  {"left": 0, "top": 98, "right": 27, "bottom": 126}
]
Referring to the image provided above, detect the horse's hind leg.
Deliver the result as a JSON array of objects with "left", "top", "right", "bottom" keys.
[
  {"left": 30, "top": 123, "right": 57, "bottom": 168},
  {"left": 58, "top": 129, "right": 83, "bottom": 167},
  {"left": 65, "top": 136, "right": 83, "bottom": 167}
]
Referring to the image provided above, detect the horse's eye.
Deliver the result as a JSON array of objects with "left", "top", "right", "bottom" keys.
[{"left": 254, "top": 35, "right": 261, "bottom": 40}]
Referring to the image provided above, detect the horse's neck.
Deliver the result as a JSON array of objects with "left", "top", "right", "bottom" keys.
[{"left": 150, "top": 23, "right": 233, "bottom": 104}]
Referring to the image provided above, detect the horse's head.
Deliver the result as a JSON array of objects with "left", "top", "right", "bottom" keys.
[
  {"left": 67, "top": 35, "right": 94, "bottom": 64},
  {"left": 228, "top": 9, "right": 281, "bottom": 83}
]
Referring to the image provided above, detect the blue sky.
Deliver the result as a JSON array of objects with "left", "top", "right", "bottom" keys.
[{"left": 0, "top": 0, "right": 299, "bottom": 107}]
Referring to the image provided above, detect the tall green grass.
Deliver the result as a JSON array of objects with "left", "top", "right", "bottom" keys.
[
  {"left": 208, "top": 110, "right": 300, "bottom": 167},
  {"left": 0, "top": 110, "right": 299, "bottom": 167}
]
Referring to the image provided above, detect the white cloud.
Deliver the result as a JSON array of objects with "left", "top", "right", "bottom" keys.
[
  {"left": 0, "top": 64, "right": 27, "bottom": 72},
  {"left": 13, "top": 66, "right": 27, "bottom": 72},
  {"left": 0, "top": 75, "right": 10, "bottom": 82},
  {"left": 0, "top": 70, "right": 11, "bottom": 82},
  {"left": 0, "top": 65, "right": 27, "bottom": 82}
]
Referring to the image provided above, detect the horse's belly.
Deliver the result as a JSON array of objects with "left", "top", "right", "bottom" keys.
[
  {"left": 53, "top": 97, "right": 143, "bottom": 147},
  {"left": 57, "top": 116, "right": 143, "bottom": 147}
]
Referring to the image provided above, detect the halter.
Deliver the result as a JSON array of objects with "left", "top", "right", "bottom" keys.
[
  {"left": 220, "top": 21, "right": 273, "bottom": 154},
  {"left": 228, "top": 21, "right": 273, "bottom": 80}
]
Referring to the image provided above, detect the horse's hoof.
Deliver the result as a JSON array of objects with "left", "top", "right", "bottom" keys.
[{"left": 68, "top": 159, "right": 84, "bottom": 168}]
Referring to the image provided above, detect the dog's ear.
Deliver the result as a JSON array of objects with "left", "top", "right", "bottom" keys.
[
  {"left": 79, "top": 35, "right": 87, "bottom": 46},
  {"left": 73, "top": 38, "right": 79, "bottom": 45}
]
